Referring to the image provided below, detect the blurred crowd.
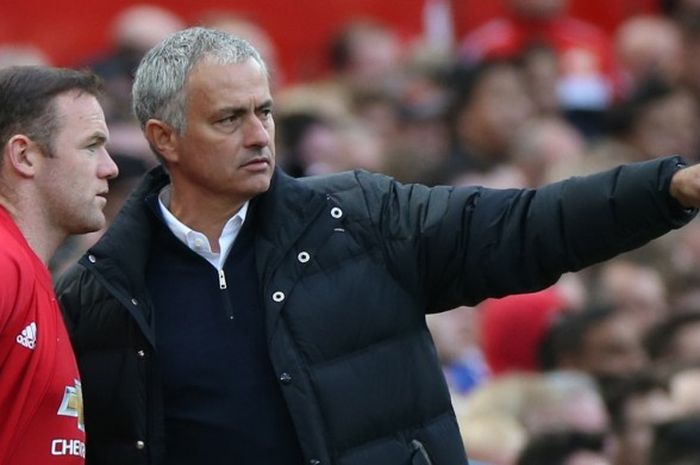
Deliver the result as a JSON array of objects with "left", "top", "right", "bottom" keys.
[{"left": 6, "top": 0, "right": 700, "bottom": 463}]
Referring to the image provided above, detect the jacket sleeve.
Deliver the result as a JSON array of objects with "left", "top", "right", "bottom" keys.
[{"left": 357, "top": 156, "right": 696, "bottom": 312}]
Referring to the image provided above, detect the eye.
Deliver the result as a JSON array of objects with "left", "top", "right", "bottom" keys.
[
  {"left": 217, "top": 114, "right": 240, "bottom": 125},
  {"left": 86, "top": 142, "right": 102, "bottom": 152}
]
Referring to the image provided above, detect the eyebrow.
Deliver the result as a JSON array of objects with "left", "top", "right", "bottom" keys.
[
  {"left": 83, "top": 132, "right": 108, "bottom": 146},
  {"left": 213, "top": 99, "right": 274, "bottom": 118}
]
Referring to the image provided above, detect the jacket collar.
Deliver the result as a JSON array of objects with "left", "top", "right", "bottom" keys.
[
  {"left": 85, "top": 165, "right": 329, "bottom": 292},
  {"left": 81, "top": 165, "right": 331, "bottom": 345},
  {"left": 251, "top": 169, "right": 329, "bottom": 285},
  {"left": 86, "top": 166, "right": 169, "bottom": 285}
]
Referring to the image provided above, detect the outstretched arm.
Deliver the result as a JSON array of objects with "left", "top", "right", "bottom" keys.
[{"left": 358, "top": 156, "right": 696, "bottom": 312}]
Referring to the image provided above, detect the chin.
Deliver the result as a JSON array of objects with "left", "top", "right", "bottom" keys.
[
  {"left": 70, "top": 216, "right": 107, "bottom": 235},
  {"left": 248, "top": 176, "right": 273, "bottom": 195}
]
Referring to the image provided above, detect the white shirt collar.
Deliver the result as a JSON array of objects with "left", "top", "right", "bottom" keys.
[{"left": 157, "top": 185, "right": 249, "bottom": 269}]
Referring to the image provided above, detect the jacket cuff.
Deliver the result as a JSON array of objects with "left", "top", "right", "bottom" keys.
[{"left": 664, "top": 155, "right": 698, "bottom": 221}]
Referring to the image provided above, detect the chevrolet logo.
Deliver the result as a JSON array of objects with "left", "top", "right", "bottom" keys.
[{"left": 57, "top": 379, "right": 84, "bottom": 432}]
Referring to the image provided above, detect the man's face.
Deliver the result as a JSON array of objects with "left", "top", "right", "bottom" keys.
[
  {"left": 170, "top": 58, "right": 275, "bottom": 205},
  {"left": 459, "top": 64, "right": 534, "bottom": 158},
  {"left": 580, "top": 314, "right": 647, "bottom": 378},
  {"left": 36, "top": 91, "right": 118, "bottom": 234}
]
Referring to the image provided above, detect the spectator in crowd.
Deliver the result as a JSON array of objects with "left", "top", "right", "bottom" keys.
[
  {"left": 593, "top": 259, "right": 670, "bottom": 333},
  {"left": 517, "top": 45, "right": 561, "bottom": 117},
  {"left": 521, "top": 371, "right": 611, "bottom": 437},
  {"left": 458, "top": 371, "right": 610, "bottom": 463},
  {"left": 276, "top": 111, "right": 384, "bottom": 177},
  {"left": 543, "top": 305, "right": 648, "bottom": 380},
  {"left": 276, "top": 111, "right": 346, "bottom": 177},
  {"left": 85, "top": 4, "right": 184, "bottom": 177},
  {"left": 602, "top": 372, "right": 675, "bottom": 465},
  {"left": 427, "top": 306, "right": 490, "bottom": 395},
  {"left": 645, "top": 311, "right": 700, "bottom": 368},
  {"left": 55, "top": 26, "right": 700, "bottom": 465},
  {"left": 83, "top": 3, "right": 186, "bottom": 195},
  {"left": 458, "top": 411, "right": 526, "bottom": 464},
  {"left": 379, "top": 66, "right": 453, "bottom": 185},
  {"left": 666, "top": 217, "right": 700, "bottom": 301},
  {"left": 455, "top": 373, "right": 533, "bottom": 463},
  {"left": 460, "top": 0, "right": 617, "bottom": 114},
  {"left": 438, "top": 60, "right": 534, "bottom": 182},
  {"left": 587, "top": 78, "right": 700, "bottom": 167},
  {"left": 671, "top": 13, "right": 700, "bottom": 105},
  {"left": 479, "top": 287, "right": 569, "bottom": 376},
  {"left": 509, "top": 116, "right": 586, "bottom": 187},
  {"left": 88, "top": 4, "right": 185, "bottom": 126},
  {"left": 0, "top": 66, "right": 118, "bottom": 464},
  {"left": 328, "top": 18, "right": 405, "bottom": 95},
  {"left": 615, "top": 78, "right": 699, "bottom": 162},
  {"left": 614, "top": 15, "right": 683, "bottom": 96},
  {"left": 276, "top": 17, "right": 406, "bottom": 126}
]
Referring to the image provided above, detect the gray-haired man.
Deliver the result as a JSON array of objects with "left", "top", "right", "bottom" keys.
[{"left": 57, "top": 27, "right": 700, "bottom": 465}]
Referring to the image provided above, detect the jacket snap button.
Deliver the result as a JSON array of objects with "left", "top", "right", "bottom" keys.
[
  {"left": 131, "top": 298, "right": 139, "bottom": 306},
  {"left": 135, "top": 440, "right": 145, "bottom": 450},
  {"left": 279, "top": 372, "right": 292, "bottom": 384},
  {"left": 88, "top": 254, "right": 96, "bottom": 263},
  {"left": 330, "top": 207, "right": 343, "bottom": 219},
  {"left": 272, "top": 291, "right": 285, "bottom": 302},
  {"left": 309, "top": 459, "right": 321, "bottom": 465},
  {"left": 136, "top": 350, "right": 146, "bottom": 358},
  {"left": 297, "top": 251, "right": 310, "bottom": 263}
]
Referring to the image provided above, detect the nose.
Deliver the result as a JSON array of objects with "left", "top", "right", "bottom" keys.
[
  {"left": 99, "top": 148, "right": 120, "bottom": 180},
  {"left": 243, "top": 115, "right": 271, "bottom": 149}
]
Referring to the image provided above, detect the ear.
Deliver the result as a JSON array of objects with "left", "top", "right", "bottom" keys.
[
  {"left": 4, "top": 135, "right": 42, "bottom": 178},
  {"left": 144, "top": 119, "right": 180, "bottom": 165}
]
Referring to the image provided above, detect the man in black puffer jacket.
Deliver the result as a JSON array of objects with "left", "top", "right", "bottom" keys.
[{"left": 56, "top": 27, "right": 700, "bottom": 465}]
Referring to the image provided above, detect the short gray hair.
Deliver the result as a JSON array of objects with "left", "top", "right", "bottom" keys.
[{"left": 132, "top": 27, "right": 267, "bottom": 133}]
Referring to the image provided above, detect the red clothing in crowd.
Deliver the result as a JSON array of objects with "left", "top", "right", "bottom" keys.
[
  {"left": 0, "top": 206, "right": 85, "bottom": 465},
  {"left": 460, "top": 13, "right": 619, "bottom": 108},
  {"left": 460, "top": 14, "right": 616, "bottom": 77},
  {"left": 480, "top": 287, "right": 566, "bottom": 375}
]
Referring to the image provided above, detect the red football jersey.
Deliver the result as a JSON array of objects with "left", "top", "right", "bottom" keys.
[{"left": 0, "top": 207, "right": 85, "bottom": 465}]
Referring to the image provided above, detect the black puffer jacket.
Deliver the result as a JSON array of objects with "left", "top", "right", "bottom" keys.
[{"left": 56, "top": 157, "right": 693, "bottom": 465}]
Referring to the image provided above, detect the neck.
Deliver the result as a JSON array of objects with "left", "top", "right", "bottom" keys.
[
  {"left": 18, "top": 218, "right": 65, "bottom": 265},
  {"left": 0, "top": 195, "right": 65, "bottom": 265},
  {"left": 167, "top": 186, "right": 246, "bottom": 252},
  {"left": 0, "top": 182, "right": 68, "bottom": 265}
]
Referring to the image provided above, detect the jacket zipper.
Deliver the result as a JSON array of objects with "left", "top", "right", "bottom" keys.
[
  {"left": 218, "top": 268, "right": 235, "bottom": 320},
  {"left": 218, "top": 269, "right": 227, "bottom": 289},
  {"left": 411, "top": 440, "right": 433, "bottom": 465}
]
